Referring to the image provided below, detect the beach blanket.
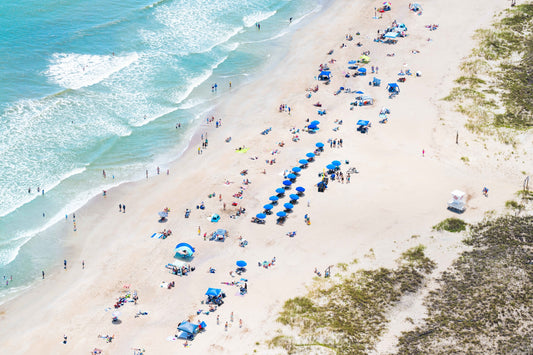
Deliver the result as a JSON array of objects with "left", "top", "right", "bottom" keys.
[
  {"left": 150, "top": 233, "right": 163, "bottom": 239},
  {"left": 236, "top": 148, "right": 249, "bottom": 153}
]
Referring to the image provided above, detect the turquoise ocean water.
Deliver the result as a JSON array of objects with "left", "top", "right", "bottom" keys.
[{"left": 0, "top": 0, "right": 325, "bottom": 301}]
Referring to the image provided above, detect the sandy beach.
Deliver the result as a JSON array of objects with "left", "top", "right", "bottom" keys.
[{"left": 0, "top": 0, "right": 530, "bottom": 354}]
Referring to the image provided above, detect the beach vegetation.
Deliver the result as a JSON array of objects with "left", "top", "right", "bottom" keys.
[
  {"left": 433, "top": 218, "right": 467, "bottom": 233},
  {"left": 445, "top": 4, "right": 533, "bottom": 133},
  {"left": 395, "top": 215, "right": 533, "bottom": 354},
  {"left": 336, "top": 262, "right": 348, "bottom": 271},
  {"left": 270, "top": 246, "right": 436, "bottom": 354},
  {"left": 505, "top": 200, "right": 525, "bottom": 216}
]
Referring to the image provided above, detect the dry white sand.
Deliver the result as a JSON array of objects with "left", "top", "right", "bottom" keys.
[{"left": 0, "top": 0, "right": 529, "bottom": 354}]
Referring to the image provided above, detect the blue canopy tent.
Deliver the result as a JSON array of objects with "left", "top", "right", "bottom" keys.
[
  {"left": 256, "top": 213, "right": 266, "bottom": 219},
  {"left": 295, "top": 186, "right": 305, "bottom": 193},
  {"left": 284, "top": 203, "right": 294, "bottom": 210},
  {"left": 357, "top": 120, "right": 370, "bottom": 126},
  {"left": 372, "top": 77, "right": 381, "bottom": 86},
  {"left": 387, "top": 83, "right": 400, "bottom": 93},
  {"left": 332, "top": 160, "right": 342, "bottom": 167},
  {"left": 263, "top": 204, "right": 273, "bottom": 210},
  {"left": 289, "top": 194, "right": 300, "bottom": 201},
  {"left": 276, "top": 211, "right": 287, "bottom": 217},
  {"left": 326, "top": 164, "right": 336, "bottom": 170},
  {"left": 306, "top": 152, "right": 315, "bottom": 158},
  {"left": 205, "top": 288, "right": 222, "bottom": 297},
  {"left": 410, "top": 3, "right": 422, "bottom": 12},
  {"left": 318, "top": 71, "right": 331, "bottom": 81},
  {"left": 211, "top": 229, "right": 227, "bottom": 242},
  {"left": 315, "top": 142, "right": 324, "bottom": 148},
  {"left": 287, "top": 173, "right": 297, "bottom": 180},
  {"left": 178, "top": 321, "right": 199, "bottom": 334},
  {"left": 175, "top": 243, "right": 195, "bottom": 258},
  {"left": 269, "top": 196, "right": 279, "bottom": 202},
  {"left": 210, "top": 214, "right": 220, "bottom": 222},
  {"left": 292, "top": 166, "right": 301, "bottom": 173},
  {"left": 275, "top": 188, "right": 285, "bottom": 194},
  {"left": 282, "top": 180, "right": 292, "bottom": 186}
]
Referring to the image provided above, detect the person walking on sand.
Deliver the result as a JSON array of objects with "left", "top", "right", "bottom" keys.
[
  {"left": 123, "top": 204, "right": 126, "bottom": 213},
  {"left": 64, "top": 260, "right": 67, "bottom": 270},
  {"left": 119, "top": 204, "right": 122, "bottom": 212},
  {"left": 42, "top": 270, "right": 45, "bottom": 279},
  {"left": 82, "top": 260, "right": 85, "bottom": 269},
  {"left": 422, "top": 149, "right": 425, "bottom": 157}
]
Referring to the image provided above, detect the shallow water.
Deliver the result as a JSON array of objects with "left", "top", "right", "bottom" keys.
[{"left": 0, "top": 0, "right": 326, "bottom": 300}]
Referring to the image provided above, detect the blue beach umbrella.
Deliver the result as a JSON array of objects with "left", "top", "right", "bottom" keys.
[
  {"left": 275, "top": 188, "right": 285, "bottom": 194},
  {"left": 282, "top": 180, "right": 292, "bottom": 186},
  {"left": 311, "top": 120, "right": 320, "bottom": 126},
  {"left": 348, "top": 60, "right": 357, "bottom": 64},
  {"left": 315, "top": 142, "right": 324, "bottom": 148},
  {"left": 269, "top": 196, "right": 279, "bottom": 202},
  {"left": 289, "top": 194, "right": 300, "bottom": 201},
  {"left": 276, "top": 211, "right": 287, "bottom": 217},
  {"left": 295, "top": 186, "right": 305, "bottom": 193},
  {"left": 287, "top": 173, "right": 297, "bottom": 180},
  {"left": 358, "top": 67, "right": 366, "bottom": 73},
  {"left": 306, "top": 152, "right": 315, "bottom": 158},
  {"left": 355, "top": 90, "right": 364, "bottom": 94},
  {"left": 256, "top": 213, "right": 266, "bottom": 219},
  {"left": 292, "top": 166, "right": 301, "bottom": 173},
  {"left": 326, "top": 164, "right": 336, "bottom": 170},
  {"left": 299, "top": 159, "right": 309, "bottom": 165},
  {"left": 236, "top": 260, "right": 247, "bottom": 267},
  {"left": 263, "top": 204, "right": 273, "bottom": 210},
  {"left": 308, "top": 124, "right": 318, "bottom": 130},
  {"left": 332, "top": 160, "right": 342, "bottom": 166},
  {"left": 284, "top": 203, "right": 294, "bottom": 210}
]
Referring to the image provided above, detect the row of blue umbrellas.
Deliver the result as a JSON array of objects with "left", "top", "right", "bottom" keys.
[{"left": 259, "top": 143, "right": 323, "bottom": 223}]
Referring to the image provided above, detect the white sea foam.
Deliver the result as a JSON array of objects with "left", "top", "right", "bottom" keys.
[
  {"left": 170, "top": 54, "right": 228, "bottom": 105},
  {"left": 178, "top": 97, "right": 207, "bottom": 110},
  {"left": 130, "top": 107, "right": 178, "bottom": 127},
  {"left": 243, "top": 10, "right": 277, "bottom": 27},
  {"left": 45, "top": 52, "right": 139, "bottom": 90}
]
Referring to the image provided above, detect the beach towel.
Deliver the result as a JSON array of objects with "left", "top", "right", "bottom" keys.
[
  {"left": 150, "top": 233, "right": 163, "bottom": 239},
  {"left": 236, "top": 148, "right": 249, "bottom": 153}
]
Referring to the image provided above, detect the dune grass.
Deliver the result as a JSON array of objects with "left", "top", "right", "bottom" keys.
[
  {"left": 432, "top": 218, "right": 468, "bottom": 233},
  {"left": 395, "top": 215, "right": 533, "bottom": 354},
  {"left": 444, "top": 4, "right": 533, "bottom": 132},
  {"left": 269, "top": 246, "right": 436, "bottom": 354}
]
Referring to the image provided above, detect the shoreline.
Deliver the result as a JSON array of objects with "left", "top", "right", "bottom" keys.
[
  {"left": 0, "top": 0, "right": 330, "bottom": 299},
  {"left": 0, "top": 0, "right": 528, "bottom": 353}
]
